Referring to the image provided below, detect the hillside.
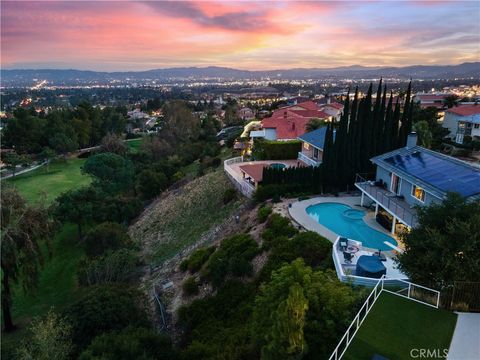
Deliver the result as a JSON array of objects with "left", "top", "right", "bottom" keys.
[{"left": 129, "top": 170, "right": 245, "bottom": 268}]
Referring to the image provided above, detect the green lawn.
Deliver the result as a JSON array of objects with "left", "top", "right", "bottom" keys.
[
  {"left": 6, "top": 158, "right": 91, "bottom": 205},
  {"left": 127, "top": 137, "right": 143, "bottom": 153},
  {"left": 344, "top": 292, "right": 457, "bottom": 360},
  {"left": 2, "top": 224, "right": 85, "bottom": 359}
]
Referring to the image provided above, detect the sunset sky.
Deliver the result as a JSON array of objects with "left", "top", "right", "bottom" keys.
[{"left": 1, "top": 1, "right": 479, "bottom": 71}]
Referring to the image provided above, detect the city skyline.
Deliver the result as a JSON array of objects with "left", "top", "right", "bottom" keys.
[{"left": 2, "top": 1, "right": 479, "bottom": 71}]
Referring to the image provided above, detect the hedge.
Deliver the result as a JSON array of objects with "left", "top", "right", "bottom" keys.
[{"left": 252, "top": 139, "right": 301, "bottom": 160}]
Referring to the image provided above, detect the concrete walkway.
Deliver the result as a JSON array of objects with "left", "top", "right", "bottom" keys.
[
  {"left": 448, "top": 313, "right": 480, "bottom": 360},
  {"left": 0, "top": 162, "right": 45, "bottom": 180}
]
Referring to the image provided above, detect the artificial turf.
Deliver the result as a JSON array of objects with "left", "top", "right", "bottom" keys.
[{"left": 343, "top": 291, "right": 458, "bottom": 360}]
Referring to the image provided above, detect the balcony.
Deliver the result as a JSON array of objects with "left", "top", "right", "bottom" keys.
[
  {"left": 298, "top": 152, "right": 321, "bottom": 167},
  {"left": 354, "top": 175, "right": 418, "bottom": 228}
]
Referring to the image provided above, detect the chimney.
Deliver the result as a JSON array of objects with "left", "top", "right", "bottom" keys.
[{"left": 406, "top": 132, "right": 418, "bottom": 149}]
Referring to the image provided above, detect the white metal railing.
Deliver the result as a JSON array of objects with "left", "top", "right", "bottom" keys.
[
  {"left": 224, "top": 157, "right": 255, "bottom": 198},
  {"left": 328, "top": 276, "right": 441, "bottom": 360},
  {"left": 297, "top": 152, "right": 321, "bottom": 167}
]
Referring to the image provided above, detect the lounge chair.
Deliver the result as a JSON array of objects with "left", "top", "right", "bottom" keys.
[
  {"left": 343, "top": 251, "right": 354, "bottom": 264},
  {"left": 339, "top": 237, "right": 348, "bottom": 251}
]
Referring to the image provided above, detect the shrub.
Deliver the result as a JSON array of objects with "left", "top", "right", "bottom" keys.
[
  {"left": 183, "top": 277, "right": 199, "bottom": 297},
  {"left": 261, "top": 214, "right": 298, "bottom": 249},
  {"left": 272, "top": 194, "right": 281, "bottom": 203},
  {"left": 202, "top": 234, "right": 259, "bottom": 287},
  {"left": 79, "top": 327, "right": 177, "bottom": 360},
  {"left": 180, "top": 246, "right": 216, "bottom": 273},
  {"left": 223, "top": 188, "right": 237, "bottom": 204},
  {"left": 252, "top": 139, "right": 301, "bottom": 160},
  {"left": 77, "top": 249, "right": 138, "bottom": 286},
  {"left": 63, "top": 285, "right": 149, "bottom": 352},
  {"left": 257, "top": 205, "right": 272, "bottom": 223},
  {"left": 135, "top": 169, "right": 168, "bottom": 199},
  {"left": 84, "top": 222, "right": 131, "bottom": 257}
]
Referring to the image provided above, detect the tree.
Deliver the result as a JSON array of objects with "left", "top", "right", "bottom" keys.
[
  {"left": 1, "top": 187, "right": 56, "bottom": 331},
  {"left": 53, "top": 186, "right": 100, "bottom": 238},
  {"left": 413, "top": 120, "right": 433, "bottom": 148},
  {"left": 82, "top": 153, "right": 134, "bottom": 193},
  {"left": 84, "top": 222, "right": 131, "bottom": 257},
  {"left": 99, "top": 133, "right": 128, "bottom": 156},
  {"left": 253, "top": 259, "right": 357, "bottom": 359},
  {"left": 63, "top": 284, "right": 149, "bottom": 352},
  {"left": 305, "top": 118, "right": 325, "bottom": 132},
  {"left": 39, "top": 147, "right": 56, "bottom": 172},
  {"left": 443, "top": 94, "right": 459, "bottom": 108},
  {"left": 2, "top": 151, "right": 30, "bottom": 178},
  {"left": 17, "top": 310, "right": 72, "bottom": 360},
  {"left": 397, "top": 193, "right": 480, "bottom": 289},
  {"left": 135, "top": 169, "right": 168, "bottom": 199},
  {"left": 49, "top": 132, "right": 78, "bottom": 159},
  {"left": 79, "top": 327, "right": 177, "bottom": 360}
]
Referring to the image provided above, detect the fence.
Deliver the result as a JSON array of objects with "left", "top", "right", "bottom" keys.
[
  {"left": 224, "top": 156, "right": 255, "bottom": 198},
  {"left": 441, "top": 281, "right": 480, "bottom": 312},
  {"left": 328, "top": 276, "right": 440, "bottom": 360}
]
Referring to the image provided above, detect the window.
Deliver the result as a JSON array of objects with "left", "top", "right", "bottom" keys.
[
  {"left": 391, "top": 173, "right": 401, "bottom": 194},
  {"left": 475, "top": 124, "right": 479, "bottom": 129},
  {"left": 304, "top": 143, "right": 310, "bottom": 150},
  {"left": 313, "top": 147, "right": 319, "bottom": 160},
  {"left": 412, "top": 185, "right": 425, "bottom": 202}
]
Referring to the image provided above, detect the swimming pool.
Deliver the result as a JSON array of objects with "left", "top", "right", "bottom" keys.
[
  {"left": 269, "top": 163, "right": 286, "bottom": 170},
  {"left": 306, "top": 202, "right": 398, "bottom": 251}
]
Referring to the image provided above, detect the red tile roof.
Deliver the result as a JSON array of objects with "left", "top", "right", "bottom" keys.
[
  {"left": 446, "top": 104, "right": 480, "bottom": 116},
  {"left": 323, "top": 102, "right": 344, "bottom": 110},
  {"left": 239, "top": 164, "right": 267, "bottom": 182}
]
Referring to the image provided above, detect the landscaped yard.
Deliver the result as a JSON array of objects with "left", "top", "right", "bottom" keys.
[
  {"left": 6, "top": 157, "right": 91, "bottom": 204},
  {"left": 343, "top": 292, "right": 458, "bottom": 360},
  {"left": 127, "top": 137, "right": 144, "bottom": 153}
]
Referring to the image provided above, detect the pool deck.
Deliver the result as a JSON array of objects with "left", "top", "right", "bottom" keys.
[{"left": 288, "top": 196, "right": 399, "bottom": 249}]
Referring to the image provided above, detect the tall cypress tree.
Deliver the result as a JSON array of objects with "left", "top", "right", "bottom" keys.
[
  {"left": 377, "top": 85, "right": 387, "bottom": 153},
  {"left": 371, "top": 79, "right": 383, "bottom": 156},
  {"left": 392, "top": 97, "right": 401, "bottom": 149},
  {"left": 383, "top": 91, "right": 394, "bottom": 152},
  {"left": 399, "top": 81, "right": 412, "bottom": 146},
  {"left": 335, "top": 92, "right": 350, "bottom": 186}
]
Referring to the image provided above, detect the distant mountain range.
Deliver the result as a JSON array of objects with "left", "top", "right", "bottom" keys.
[{"left": 2, "top": 62, "right": 479, "bottom": 86}]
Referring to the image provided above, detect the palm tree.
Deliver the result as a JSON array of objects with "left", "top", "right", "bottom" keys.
[{"left": 443, "top": 94, "right": 459, "bottom": 108}]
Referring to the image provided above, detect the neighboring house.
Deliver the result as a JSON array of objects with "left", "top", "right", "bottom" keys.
[
  {"left": 442, "top": 104, "right": 480, "bottom": 144},
  {"left": 238, "top": 107, "right": 255, "bottom": 121},
  {"left": 319, "top": 102, "right": 344, "bottom": 121},
  {"left": 297, "top": 127, "right": 331, "bottom": 167},
  {"left": 355, "top": 133, "right": 480, "bottom": 234},
  {"left": 251, "top": 101, "right": 331, "bottom": 141},
  {"left": 413, "top": 93, "right": 452, "bottom": 109}
]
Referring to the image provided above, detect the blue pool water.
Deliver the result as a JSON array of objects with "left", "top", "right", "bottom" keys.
[
  {"left": 270, "top": 163, "right": 286, "bottom": 170},
  {"left": 306, "top": 202, "right": 398, "bottom": 251}
]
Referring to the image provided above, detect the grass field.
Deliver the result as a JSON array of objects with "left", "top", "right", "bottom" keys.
[
  {"left": 344, "top": 292, "right": 457, "bottom": 360},
  {"left": 127, "top": 137, "right": 143, "bottom": 153},
  {"left": 1, "top": 224, "right": 85, "bottom": 359},
  {"left": 6, "top": 158, "right": 91, "bottom": 204}
]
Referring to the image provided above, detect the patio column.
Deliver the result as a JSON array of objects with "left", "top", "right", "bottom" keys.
[
  {"left": 391, "top": 216, "right": 397, "bottom": 235},
  {"left": 374, "top": 203, "right": 379, "bottom": 216},
  {"left": 360, "top": 192, "right": 364, "bottom": 207}
]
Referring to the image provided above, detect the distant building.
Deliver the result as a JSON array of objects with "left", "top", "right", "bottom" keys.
[
  {"left": 413, "top": 93, "right": 451, "bottom": 109},
  {"left": 442, "top": 104, "right": 480, "bottom": 144},
  {"left": 238, "top": 107, "right": 255, "bottom": 121}
]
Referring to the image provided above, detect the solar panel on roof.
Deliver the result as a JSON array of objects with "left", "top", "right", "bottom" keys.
[{"left": 383, "top": 150, "right": 480, "bottom": 197}]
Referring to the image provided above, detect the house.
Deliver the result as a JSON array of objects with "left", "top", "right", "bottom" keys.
[
  {"left": 355, "top": 133, "right": 480, "bottom": 234},
  {"left": 238, "top": 107, "right": 255, "bottom": 121},
  {"left": 297, "top": 127, "right": 332, "bottom": 167},
  {"left": 251, "top": 101, "right": 331, "bottom": 141},
  {"left": 413, "top": 93, "right": 451, "bottom": 109},
  {"left": 442, "top": 104, "right": 480, "bottom": 144}
]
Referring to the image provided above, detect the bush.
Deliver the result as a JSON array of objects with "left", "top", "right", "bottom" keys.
[
  {"left": 257, "top": 205, "right": 272, "bottom": 223},
  {"left": 135, "top": 169, "right": 168, "bottom": 199},
  {"left": 98, "top": 195, "right": 143, "bottom": 224},
  {"left": 180, "top": 246, "right": 216, "bottom": 273},
  {"left": 84, "top": 222, "right": 131, "bottom": 257},
  {"left": 63, "top": 285, "right": 149, "bottom": 352},
  {"left": 77, "top": 249, "right": 138, "bottom": 286},
  {"left": 252, "top": 139, "right": 301, "bottom": 160},
  {"left": 223, "top": 188, "right": 237, "bottom": 204},
  {"left": 261, "top": 214, "right": 298, "bottom": 249},
  {"left": 202, "top": 234, "right": 259, "bottom": 287},
  {"left": 183, "top": 277, "right": 199, "bottom": 297},
  {"left": 79, "top": 326, "right": 177, "bottom": 360}
]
